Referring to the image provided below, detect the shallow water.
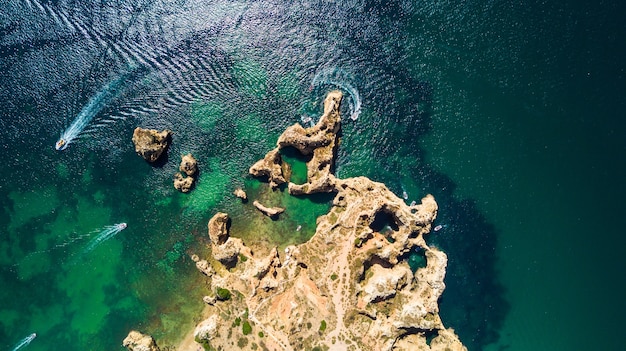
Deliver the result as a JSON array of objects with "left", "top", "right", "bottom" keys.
[{"left": 1, "top": 0, "right": 624, "bottom": 350}]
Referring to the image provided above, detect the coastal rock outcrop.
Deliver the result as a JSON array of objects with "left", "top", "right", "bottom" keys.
[
  {"left": 248, "top": 90, "right": 342, "bottom": 194},
  {"left": 185, "top": 91, "right": 467, "bottom": 351},
  {"left": 122, "top": 330, "right": 160, "bottom": 351},
  {"left": 179, "top": 153, "right": 197, "bottom": 176},
  {"left": 249, "top": 149, "right": 285, "bottom": 188},
  {"left": 131, "top": 127, "right": 171, "bottom": 163},
  {"left": 173, "top": 173, "right": 194, "bottom": 193},
  {"left": 207, "top": 212, "right": 251, "bottom": 266}
]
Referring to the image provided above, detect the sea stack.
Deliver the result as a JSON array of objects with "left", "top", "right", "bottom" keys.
[
  {"left": 252, "top": 200, "right": 285, "bottom": 218},
  {"left": 174, "top": 153, "right": 197, "bottom": 193},
  {"left": 179, "top": 153, "right": 197, "bottom": 176},
  {"left": 131, "top": 127, "right": 172, "bottom": 163}
]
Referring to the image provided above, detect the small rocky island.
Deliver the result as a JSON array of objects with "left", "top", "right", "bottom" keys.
[
  {"left": 174, "top": 153, "right": 198, "bottom": 193},
  {"left": 131, "top": 127, "right": 172, "bottom": 163},
  {"left": 124, "top": 91, "right": 466, "bottom": 351}
]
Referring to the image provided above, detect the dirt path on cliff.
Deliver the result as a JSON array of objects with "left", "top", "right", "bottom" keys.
[{"left": 324, "top": 203, "right": 361, "bottom": 350}]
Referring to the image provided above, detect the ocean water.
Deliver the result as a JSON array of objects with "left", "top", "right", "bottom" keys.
[{"left": 1, "top": 1, "right": 624, "bottom": 350}]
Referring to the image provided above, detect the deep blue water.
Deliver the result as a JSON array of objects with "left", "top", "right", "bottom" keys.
[{"left": 0, "top": 0, "right": 624, "bottom": 350}]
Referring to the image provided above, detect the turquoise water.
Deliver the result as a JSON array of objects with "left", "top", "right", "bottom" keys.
[{"left": 1, "top": 1, "right": 625, "bottom": 350}]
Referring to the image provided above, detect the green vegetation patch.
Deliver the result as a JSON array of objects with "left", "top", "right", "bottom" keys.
[
  {"left": 319, "top": 320, "right": 327, "bottom": 332},
  {"left": 242, "top": 320, "right": 252, "bottom": 335},
  {"left": 216, "top": 287, "right": 231, "bottom": 301},
  {"left": 237, "top": 337, "right": 249, "bottom": 347}
]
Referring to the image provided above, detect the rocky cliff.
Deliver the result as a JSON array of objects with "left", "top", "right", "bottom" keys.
[{"left": 189, "top": 91, "right": 467, "bottom": 351}]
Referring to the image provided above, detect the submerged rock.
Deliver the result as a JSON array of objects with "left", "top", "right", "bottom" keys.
[
  {"left": 131, "top": 127, "right": 171, "bottom": 163},
  {"left": 122, "top": 330, "right": 159, "bottom": 351}
]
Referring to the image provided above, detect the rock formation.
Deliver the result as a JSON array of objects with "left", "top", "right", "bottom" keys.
[
  {"left": 179, "top": 153, "right": 197, "bottom": 176},
  {"left": 207, "top": 212, "right": 251, "bottom": 267},
  {"left": 248, "top": 90, "right": 342, "bottom": 194},
  {"left": 186, "top": 91, "right": 467, "bottom": 351},
  {"left": 249, "top": 149, "right": 285, "bottom": 188},
  {"left": 234, "top": 188, "right": 248, "bottom": 201},
  {"left": 174, "top": 153, "right": 197, "bottom": 193},
  {"left": 131, "top": 127, "right": 172, "bottom": 163},
  {"left": 122, "top": 330, "right": 160, "bottom": 351},
  {"left": 173, "top": 173, "right": 194, "bottom": 193},
  {"left": 253, "top": 200, "right": 285, "bottom": 218}
]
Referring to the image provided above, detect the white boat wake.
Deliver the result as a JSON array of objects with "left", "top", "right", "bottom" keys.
[
  {"left": 55, "top": 73, "right": 130, "bottom": 151},
  {"left": 311, "top": 68, "right": 361, "bottom": 121},
  {"left": 81, "top": 222, "right": 127, "bottom": 254},
  {"left": 10, "top": 333, "right": 36, "bottom": 351}
]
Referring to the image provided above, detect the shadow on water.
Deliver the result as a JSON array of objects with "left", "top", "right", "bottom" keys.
[
  {"left": 404, "top": 105, "right": 509, "bottom": 350},
  {"left": 334, "top": 24, "right": 510, "bottom": 347},
  {"left": 423, "top": 167, "right": 510, "bottom": 350}
]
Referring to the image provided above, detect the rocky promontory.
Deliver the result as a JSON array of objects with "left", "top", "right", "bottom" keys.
[
  {"left": 184, "top": 91, "right": 467, "bottom": 351},
  {"left": 248, "top": 90, "right": 342, "bottom": 194}
]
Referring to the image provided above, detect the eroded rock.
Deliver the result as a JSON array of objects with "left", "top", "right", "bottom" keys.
[
  {"left": 173, "top": 172, "right": 194, "bottom": 193},
  {"left": 173, "top": 153, "right": 197, "bottom": 192},
  {"left": 194, "top": 315, "right": 219, "bottom": 341},
  {"left": 249, "top": 149, "right": 285, "bottom": 188},
  {"left": 206, "top": 212, "right": 252, "bottom": 266},
  {"left": 253, "top": 200, "right": 285, "bottom": 218},
  {"left": 233, "top": 188, "right": 248, "bottom": 201},
  {"left": 249, "top": 90, "right": 342, "bottom": 195},
  {"left": 179, "top": 153, "right": 197, "bottom": 176},
  {"left": 208, "top": 212, "right": 229, "bottom": 245},
  {"left": 131, "top": 127, "right": 171, "bottom": 163},
  {"left": 122, "top": 330, "right": 159, "bottom": 351}
]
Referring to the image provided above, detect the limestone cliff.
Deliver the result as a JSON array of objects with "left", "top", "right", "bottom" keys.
[
  {"left": 187, "top": 91, "right": 467, "bottom": 351},
  {"left": 249, "top": 90, "right": 342, "bottom": 194}
]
